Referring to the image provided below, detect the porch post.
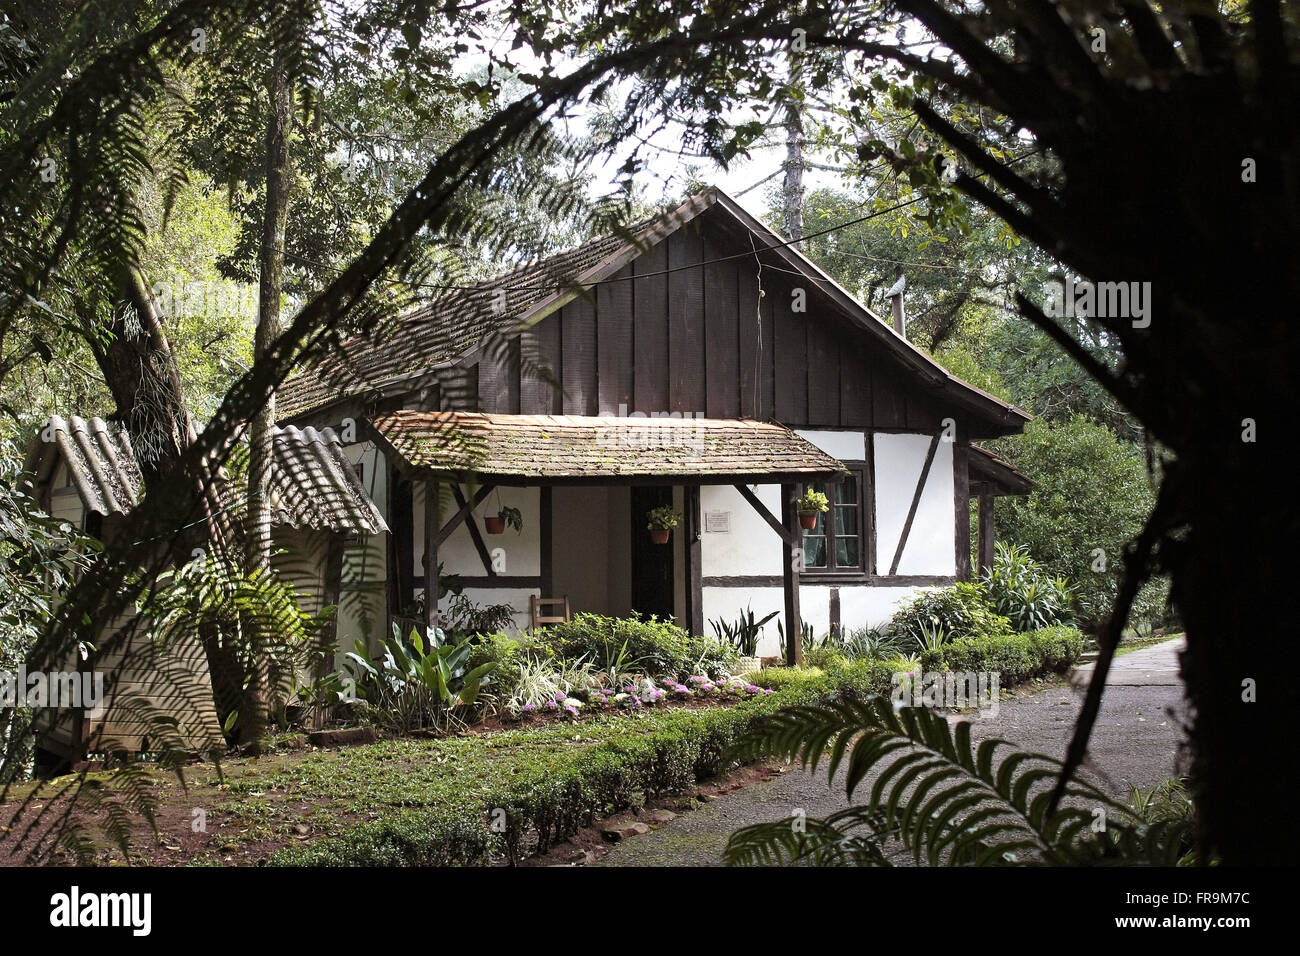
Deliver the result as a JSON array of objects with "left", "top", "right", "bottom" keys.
[
  {"left": 684, "top": 484, "right": 703, "bottom": 636},
  {"left": 539, "top": 486, "right": 553, "bottom": 596},
  {"left": 977, "top": 492, "right": 995, "bottom": 578},
  {"left": 424, "top": 479, "right": 439, "bottom": 635},
  {"left": 780, "top": 482, "right": 803, "bottom": 667}
]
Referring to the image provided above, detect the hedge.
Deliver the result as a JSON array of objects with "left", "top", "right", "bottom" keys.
[
  {"left": 265, "top": 666, "right": 856, "bottom": 867},
  {"left": 917, "top": 625, "right": 1086, "bottom": 682},
  {"left": 264, "top": 632, "right": 1081, "bottom": 868}
]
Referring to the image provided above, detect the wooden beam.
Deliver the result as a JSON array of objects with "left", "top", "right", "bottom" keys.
[
  {"left": 889, "top": 431, "right": 942, "bottom": 576},
  {"left": 685, "top": 485, "right": 703, "bottom": 636},
  {"left": 977, "top": 493, "right": 995, "bottom": 578},
  {"left": 540, "top": 486, "right": 553, "bottom": 597},
  {"left": 451, "top": 484, "right": 497, "bottom": 577},
  {"left": 423, "top": 480, "right": 439, "bottom": 634},
  {"left": 733, "top": 483, "right": 793, "bottom": 543},
  {"left": 780, "top": 482, "right": 803, "bottom": 667},
  {"left": 434, "top": 482, "right": 494, "bottom": 547},
  {"left": 954, "top": 442, "right": 972, "bottom": 581}
]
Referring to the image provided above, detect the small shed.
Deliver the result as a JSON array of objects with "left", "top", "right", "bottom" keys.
[{"left": 20, "top": 416, "right": 386, "bottom": 764}]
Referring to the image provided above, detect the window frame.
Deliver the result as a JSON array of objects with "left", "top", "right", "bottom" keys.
[{"left": 799, "top": 463, "right": 870, "bottom": 579}]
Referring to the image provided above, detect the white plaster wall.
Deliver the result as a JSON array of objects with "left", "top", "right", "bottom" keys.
[
  {"left": 873, "top": 433, "right": 956, "bottom": 576},
  {"left": 703, "top": 586, "right": 786, "bottom": 657},
  {"left": 794, "top": 429, "right": 866, "bottom": 461},
  {"left": 700, "top": 484, "right": 784, "bottom": 576},
  {"left": 342, "top": 441, "right": 388, "bottom": 516},
  {"left": 413, "top": 485, "right": 540, "bottom": 578},
  {"left": 704, "top": 583, "right": 937, "bottom": 656}
]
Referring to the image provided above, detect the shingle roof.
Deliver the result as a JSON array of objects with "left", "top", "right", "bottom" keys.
[
  {"left": 369, "top": 410, "right": 848, "bottom": 484},
  {"left": 278, "top": 187, "right": 1028, "bottom": 432},
  {"left": 969, "top": 444, "right": 1034, "bottom": 496},
  {"left": 26, "top": 416, "right": 387, "bottom": 533},
  {"left": 276, "top": 214, "right": 662, "bottom": 420}
]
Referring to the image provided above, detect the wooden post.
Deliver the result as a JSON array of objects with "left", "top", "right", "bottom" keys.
[
  {"left": 423, "top": 480, "right": 439, "bottom": 636},
  {"left": 539, "top": 486, "right": 553, "bottom": 597},
  {"left": 780, "top": 482, "right": 803, "bottom": 667},
  {"left": 684, "top": 485, "right": 703, "bottom": 636},
  {"left": 977, "top": 492, "right": 995, "bottom": 579}
]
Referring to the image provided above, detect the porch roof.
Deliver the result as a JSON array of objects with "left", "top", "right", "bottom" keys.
[{"left": 368, "top": 410, "right": 848, "bottom": 485}]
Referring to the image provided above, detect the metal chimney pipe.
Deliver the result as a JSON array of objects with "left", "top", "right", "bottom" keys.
[{"left": 886, "top": 271, "right": 906, "bottom": 337}]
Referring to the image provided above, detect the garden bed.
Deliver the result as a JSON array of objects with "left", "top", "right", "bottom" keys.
[{"left": 1, "top": 625, "right": 1085, "bottom": 867}]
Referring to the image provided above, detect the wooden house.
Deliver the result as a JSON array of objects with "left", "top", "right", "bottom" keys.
[{"left": 276, "top": 187, "right": 1032, "bottom": 660}]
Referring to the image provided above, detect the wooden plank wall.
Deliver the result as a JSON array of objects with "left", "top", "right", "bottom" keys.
[{"left": 476, "top": 206, "right": 965, "bottom": 434}]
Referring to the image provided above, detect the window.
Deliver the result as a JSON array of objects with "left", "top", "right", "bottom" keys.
[{"left": 801, "top": 466, "right": 866, "bottom": 573}]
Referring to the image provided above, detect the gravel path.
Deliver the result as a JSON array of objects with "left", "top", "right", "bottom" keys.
[{"left": 594, "top": 640, "right": 1189, "bottom": 867}]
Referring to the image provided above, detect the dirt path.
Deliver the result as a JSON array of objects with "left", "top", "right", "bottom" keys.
[{"left": 593, "top": 645, "right": 1189, "bottom": 867}]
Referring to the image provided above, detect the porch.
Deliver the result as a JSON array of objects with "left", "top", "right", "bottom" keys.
[{"left": 367, "top": 410, "right": 848, "bottom": 664}]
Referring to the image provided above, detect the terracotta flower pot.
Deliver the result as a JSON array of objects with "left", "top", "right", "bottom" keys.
[
  {"left": 798, "top": 511, "right": 819, "bottom": 530},
  {"left": 484, "top": 515, "right": 506, "bottom": 534},
  {"left": 649, "top": 528, "right": 670, "bottom": 544}
]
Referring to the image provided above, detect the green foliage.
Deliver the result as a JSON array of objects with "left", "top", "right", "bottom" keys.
[
  {"left": 917, "top": 626, "right": 1086, "bottom": 683},
  {"left": 145, "top": 550, "right": 331, "bottom": 739},
  {"left": 442, "top": 592, "right": 516, "bottom": 640},
  {"left": 724, "top": 697, "right": 1194, "bottom": 866},
  {"left": 645, "top": 505, "right": 681, "bottom": 531},
  {"left": 340, "top": 625, "right": 495, "bottom": 734},
  {"left": 982, "top": 542, "right": 1075, "bottom": 631},
  {"left": 496, "top": 505, "right": 523, "bottom": 533},
  {"left": 888, "top": 581, "right": 1013, "bottom": 649},
  {"left": 0, "top": 445, "right": 102, "bottom": 780},
  {"left": 265, "top": 665, "right": 872, "bottom": 866},
  {"left": 990, "top": 416, "right": 1163, "bottom": 627},
  {"left": 795, "top": 489, "right": 829, "bottom": 514},
  {"left": 537, "top": 613, "right": 732, "bottom": 679},
  {"left": 710, "top": 605, "right": 778, "bottom": 657}
]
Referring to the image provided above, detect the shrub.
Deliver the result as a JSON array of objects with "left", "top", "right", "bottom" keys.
[
  {"left": 266, "top": 665, "right": 871, "bottom": 867},
  {"left": 888, "top": 581, "right": 1013, "bottom": 648},
  {"left": 918, "top": 626, "right": 1086, "bottom": 683},
  {"left": 988, "top": 415, "right": 1166, "bottom": 628},
  {"left": 537, "top": 613, "right": 733, "bottom": 679},
  {"left": 982, "top": 542, "right": 1076, "bottom": 631}
]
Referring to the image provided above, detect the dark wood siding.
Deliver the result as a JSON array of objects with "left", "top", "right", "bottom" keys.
[{"left": 478, "top": 205, "right": 977, "bottom": 434}]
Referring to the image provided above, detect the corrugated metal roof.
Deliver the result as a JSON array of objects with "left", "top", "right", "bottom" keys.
[
  {"left": 28, "top": 416, "right": 386, "bottom": 533},
  {"left": 269, "top": 425, "right": 387, "bottom": 532},
  {"left": 38, "top": 415, "right": 144, "bottom": 516},
  {"left": 370, "top": 410, "right": 848, "bottom": 484}
]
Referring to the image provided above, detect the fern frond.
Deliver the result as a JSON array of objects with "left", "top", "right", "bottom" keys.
[{"left": 725, "top": 698, "right": 1159, "bottom": 866}]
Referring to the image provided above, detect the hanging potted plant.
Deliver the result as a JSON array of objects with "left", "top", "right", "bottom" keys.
[
  {"left": 484, "top": 491, "right": 524, "bottom": 535},
  {"left": 795, "top": 489, "right": 829, "bottom": 530},
  {"left": 646, "top": 505, "right": 681, "bottom": 544}
]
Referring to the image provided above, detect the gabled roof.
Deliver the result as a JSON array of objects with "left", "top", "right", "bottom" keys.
[
  {"left": 369, "top": 410, "right": 848, "bottom": 485},
  {"left": 278, "top": 188, "right": 1029, "bottom": 431},
  {"left": 23, "top": 416, "right": 387, "bottom": 534}
]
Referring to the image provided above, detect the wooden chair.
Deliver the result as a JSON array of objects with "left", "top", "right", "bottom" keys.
[{"left": 530, "top": 595, "right": 571, "bottom": 631}]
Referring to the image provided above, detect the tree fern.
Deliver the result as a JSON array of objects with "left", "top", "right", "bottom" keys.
[{"left": 725, "top": 698, "right": 1194, "bottom": 866}]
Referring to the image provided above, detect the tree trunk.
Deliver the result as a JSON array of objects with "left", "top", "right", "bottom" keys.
[
  {"left": 240, "top": 49, "right": 293, "bottom": 753},
  {"left": 780, "top": 60, "right": 804, "bottom": 245}
]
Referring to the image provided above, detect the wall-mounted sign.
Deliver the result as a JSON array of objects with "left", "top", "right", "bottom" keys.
[{"left": 705, "top": 510, "right": 731, "bottom": 533}]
